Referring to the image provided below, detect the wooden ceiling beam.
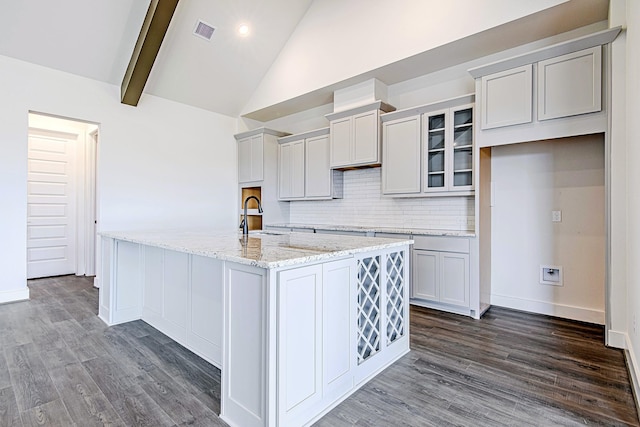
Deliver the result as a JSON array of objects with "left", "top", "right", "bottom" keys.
[{"left": 121, "top": 0, "right": 179, "bottom": 106}]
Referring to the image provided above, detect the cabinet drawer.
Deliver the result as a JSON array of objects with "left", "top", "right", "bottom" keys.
[{"left": 413, "top": 235, "right": 469, "bottom": 253}]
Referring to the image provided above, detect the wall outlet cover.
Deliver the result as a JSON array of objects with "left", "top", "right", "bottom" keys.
[
  {"left": 552, "top": 210, "right": 562, "bottom": 222},
  {"left": 540, "top": 265, "right": 563, "bottom": 286}
]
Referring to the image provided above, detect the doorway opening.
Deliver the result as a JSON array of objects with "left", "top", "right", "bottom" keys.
[{"left": 27, "top": 112, "right": 99, "bottom": 280}]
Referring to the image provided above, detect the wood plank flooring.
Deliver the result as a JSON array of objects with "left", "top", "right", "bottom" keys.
[{"left": 0, "top": 275, "right": 636, "bottom": 426}]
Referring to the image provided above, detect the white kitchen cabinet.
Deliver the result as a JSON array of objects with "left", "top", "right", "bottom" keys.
[
  {"left": 305, "top": 134, "right": 331, "bottom": 198},
  {"left": 480, "top": 64, "right": 532, "bottom": 130},
  {"left": 381, "top": 115, "right": 421, "bottom": 194},
  {"left": 322, "top": 259, "right": 355, "bottom": 401},
  {"left": 326, "top": 101, "right": 395, "bottom": 169},
  {"left": 277, "top": 264, "right": 324, "bottom": 426},
  {"left": 381, "top": 95, "right": 475, "bottom": 197},
  {"left": 276, "top": 258, "right": 355, "bottom": 427},
  {"left": 424, "top": 104, "right": 474, "bottom": 193},
  {"left": 440, "top": 252, "right": 470, "bottom": 307},
  {"left": 411, "top": 236, "right": 470, "bottom": 312},
  {"left": 278, "top": 139, "right": 305, "bottom": 199},
  {"left": 480, "top": 46, "right": 602, "bottom": 130},
  {"left": 412, "top": 250, "right": 438, "bottom": 301},
  {"left": 469, "top": 28, "right": 620, "bottom": 147},
  {"left": 237, "top": 134, "right": 264, "bottom": 183},
  {"left": 235, "top": 128, "right": 289, "bottom": 185},
  {"left": 538, "top": 46, "right": 602, "bottom": 121},
  {"left": 278, "top": 128, "right": 342, "bottom": 201}
]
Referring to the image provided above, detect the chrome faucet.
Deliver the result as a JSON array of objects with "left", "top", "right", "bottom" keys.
[{"left": 241, "top": 196, "right": 263, "bottom": 235}]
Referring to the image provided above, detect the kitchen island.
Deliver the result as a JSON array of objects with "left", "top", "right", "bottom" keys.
[{"left": 98, "top": 229, "right": 412, "bottom": 427}]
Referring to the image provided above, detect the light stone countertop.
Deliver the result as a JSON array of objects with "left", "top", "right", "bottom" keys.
[
  {"left": 266, "top": 223, "right": 476, "bottom": 237},
  {"left": 100, "top": 229, "right": 413, "bottom": 269}
]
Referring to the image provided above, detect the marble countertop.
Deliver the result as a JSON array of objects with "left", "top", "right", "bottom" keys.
[
  {"left": 266, "top": 223, "right": 476, "bottom": 237},
  {"left": 100, "top": 229, "right": 413, "bottom": 269}
]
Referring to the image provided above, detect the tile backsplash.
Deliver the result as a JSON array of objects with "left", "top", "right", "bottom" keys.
[{"left": 289, "top": 168, "right": 474, "bottom": 230}]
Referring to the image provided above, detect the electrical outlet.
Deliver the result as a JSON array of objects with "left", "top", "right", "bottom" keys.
[{"left": 552, "top": 210, "right": 562, "bottom": 222}]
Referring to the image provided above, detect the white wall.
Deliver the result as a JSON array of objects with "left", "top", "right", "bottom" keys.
[
  {"left": 491, "top": 136, "right": 605, "bottom": 324},
  {"left": 242, "top": 0, "right": 567, "bottom": 115},
  {"left": 0, "top": 54, "right": 237, "bottom": 303}
]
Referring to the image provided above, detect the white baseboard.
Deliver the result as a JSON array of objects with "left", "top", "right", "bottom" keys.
[
  {"left": 0, "top": 287, "right": 30, "bottom": 304},
  {"left": 625, "top": 334, "right": 640, "bottom": 423},
  {"left": 608, "top": 329, "right": 627, "bottom": 349},
  {"left": 491, "top": 294, "right": 605, "bottom": 324},
  {"left": 93, "top": 276, "right": 100, "bottom": 289}
]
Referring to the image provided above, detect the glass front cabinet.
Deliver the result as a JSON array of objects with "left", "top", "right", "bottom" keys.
[{"left": 423, "top": 104, "right": 474, "bottom": 194}]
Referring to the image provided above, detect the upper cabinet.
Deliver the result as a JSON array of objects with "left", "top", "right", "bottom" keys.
[
  {"left": 235, "top": 128, "right": 288, "bottom": 184},
  {"left": 424, "top": 105, "right": 474, "bottom": 193},
  {"left": 537, "top": 46, "right": 602, "bottom": 121},
  {"left": 237, "top": 134, "right": 263, "bottom": 183},
  {"left": 381, "top": 115, "right": 421, "bottom": 195},
  {"left": 480, "top": 47, "right": 602, "bottom": 131},
  {"left": 469, "top": 27, "right": 621, "bottom": 147},
  {"left": 278, "top": 128, "right": 343, "bottom": 201},
  {"left": 326, "top": 101, "right": 395, "bottom": 169},
  {"left": 480, "top": 64, "right": 532, "bottom": 130},
  {"left": 381, "top": 95, "right": 475, "bottom": 197}
]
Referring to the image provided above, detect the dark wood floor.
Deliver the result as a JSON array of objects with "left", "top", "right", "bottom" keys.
[{"left": 0, "top": 275, "right": 637, "bottom": 426}]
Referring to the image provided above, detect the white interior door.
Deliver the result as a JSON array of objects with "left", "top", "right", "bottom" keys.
[{"left": 27, "top": 128, "right": 78, "bottom": 279}]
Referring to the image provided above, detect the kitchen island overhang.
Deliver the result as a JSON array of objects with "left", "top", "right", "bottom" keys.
[{"left": 98, "top": 229, "right": 412, "bottom": 427}]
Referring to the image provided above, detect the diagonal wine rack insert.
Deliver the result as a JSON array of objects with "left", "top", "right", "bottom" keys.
[
  {"left": 357, "top": 255, "right": 381, "bottom": 364},
  {"left": 386, "top": 251, "right": 405, "bottom": 345}
]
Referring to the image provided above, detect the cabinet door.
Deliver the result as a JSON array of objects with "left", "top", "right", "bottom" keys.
[
  {"left": 278, "top": 140, "right": 304, "bottom": 200},
  {"left": 412, "top": 250, "right": 439, "bottom": 301},
  {"left": 278, "top": 142, "right": 292, "bottom": 199},
  {"left": 423, "top": 110, "right": 449, "bottom": 193},
  {"left": 249, "top": 135, "right": 264, "bottom": 181},
  {"left": 322, "top": 259, "right": 354, "bottom": 401},
  {"left": 237, "top": 137, "right": 252, "bottom": 183},
  {"left": 305, "top": 135, "right": 331, "bottom": 198},
  {"left": 278, "top": 265, "right": 323, "bottom": 426},
  {"left": 330, "top": 117, "right": 352, "bottom": 168},
  {"left": 353, "top": 110, "right": 379, "bottom": 165},
  {"left": 440, "top": 252, "right": 469, "bottom": 308},
  {"left": 290, "top": 139, "right": 305, "bottom": 198},
  {"left": 481, "top": 64, "right": 532, "bottom": 129},
  {"left": 450, "top": 106, "right": 474, "bottom": 190},
  {"left": 382, "top": 115, "right": 421, "bottom": 195},
  {"left": 238, "top": 135, "right": 263, "bottom": 183},
  {"left": 538, "top": 46, "right": 602, "bottom": 121}
]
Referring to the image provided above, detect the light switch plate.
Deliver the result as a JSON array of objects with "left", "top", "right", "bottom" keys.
[{"left": 552, "top": 210, "right": 562, "bottom": 222}]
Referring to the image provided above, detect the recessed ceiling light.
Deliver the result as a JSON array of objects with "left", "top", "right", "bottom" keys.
[{"left": 238, "top": 24, "right": 250, "bottom": 37}]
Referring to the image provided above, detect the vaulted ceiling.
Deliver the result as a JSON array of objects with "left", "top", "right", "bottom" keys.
[
  {"left": 0, "top": 1, "right": 609, "bottom": 119},
  {"left": 0, "top": 0, "right": 313, "bottom": 117}
]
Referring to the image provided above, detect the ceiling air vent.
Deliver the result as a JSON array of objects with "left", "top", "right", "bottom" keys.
[{"left": 193, "top": 20, "right": 215, "bottom": 41}]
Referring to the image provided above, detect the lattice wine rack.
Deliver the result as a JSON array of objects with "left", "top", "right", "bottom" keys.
[
  {"left": 386, "top": 251, "right": 405, "bottom": 345},
  {"left": 356, "top": 256, "right": 381, "bottom": 364},
  {"left": 356, "top": 250, "right": 406, "bottom": 365}
]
